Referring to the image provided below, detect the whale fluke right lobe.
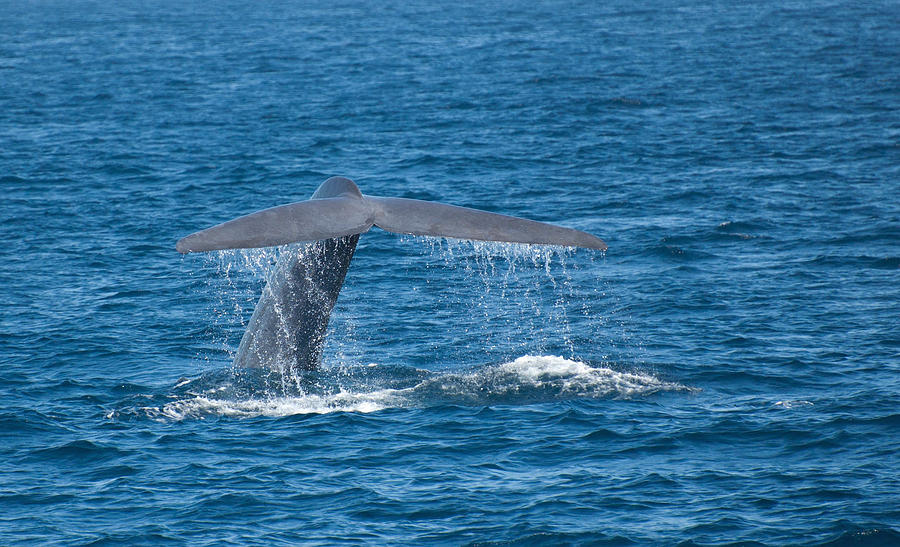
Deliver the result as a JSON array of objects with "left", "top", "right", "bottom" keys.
[{"left": 369, "top": 196, "right": 607, "bottom": 250}]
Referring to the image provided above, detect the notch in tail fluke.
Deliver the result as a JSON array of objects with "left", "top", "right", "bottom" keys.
[{"left": 176, "top": 177, "right": 607, "bottom": 253}]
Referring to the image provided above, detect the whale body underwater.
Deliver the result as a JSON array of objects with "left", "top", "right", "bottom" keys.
[{"left": 177, "top": 177, "right": 607, "bottom": 372}]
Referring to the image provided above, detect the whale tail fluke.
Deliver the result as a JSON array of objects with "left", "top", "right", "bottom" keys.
[{"left": 176, "top": 177, "right": 606, "bottom": 253}]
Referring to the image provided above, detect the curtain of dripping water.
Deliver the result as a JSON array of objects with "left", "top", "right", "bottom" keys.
[
  {"left": 199, "top": 247, "right": 281, "bottom": 367},
  {"left": 196, "top": 237, "right": 625, "bottom": 374},
  {"left": 393, "top": 237, "right": 590, "bottom": 368}
]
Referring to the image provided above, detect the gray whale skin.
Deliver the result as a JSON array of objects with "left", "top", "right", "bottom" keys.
[{"left": 177, "top": 177, "right": 606, "bottom": 372}]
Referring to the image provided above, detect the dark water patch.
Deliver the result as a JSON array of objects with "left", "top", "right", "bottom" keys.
[
  {"left": 85, "top": 464, "right": 140, "bottom": 481},
  {"left": 1, "top": 491, "right": 78, "bottom": 506},
  {"left": 869, "top": 257, "right": 900, "bottom": 269},
  {"left": 814, "top": 528, "right": 900, "bottom": 547},
  {"left": 581, "top": 428, "right": 627, "bottom": 441},
  {"left": 27, "top": 439, "right": 128, "bottom": 464},
  {"left": 471, "top": 531, "right": 638, "bottom": 546},
  {"left": 676, "top": 537, "right": 767, "bottom": 547},
  {"left": 644, "top": 243, "right": 719, "bottom": 262},
  {"left": 0, "top": 410, "right": 71, "bottom": 436},
  {"left": 79, "top": 532, "right": 183, "bottom": 546},
  {"left": 802, "top": 254, "right": 900, "bottom": 270},
  {"left": 824, "top": 412, "right": 900, "bottom": 428}
]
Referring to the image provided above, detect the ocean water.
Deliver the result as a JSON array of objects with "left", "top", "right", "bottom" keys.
[{"left": 2, "top": 0, "right": 899, "bottom": 544}]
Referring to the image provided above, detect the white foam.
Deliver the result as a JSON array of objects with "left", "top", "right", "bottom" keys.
[
  {"left": 144, "top": 355, "right": 689, "bottom": 420},
  {"left": 499, "top": 354, "right": 597, "bottom": 378},
  {"left": 153, "top": 388, "right": 406, "bottom": 420},
  {"left": 497, "top": 355, "right": 687, "bottom": 396}
]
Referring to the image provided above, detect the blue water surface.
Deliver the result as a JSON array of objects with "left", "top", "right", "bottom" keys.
[{"left": 2, "top": 0, "right": 899, "bottom": 544}]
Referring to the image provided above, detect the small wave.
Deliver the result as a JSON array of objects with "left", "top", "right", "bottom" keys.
[
  {"left": 132, "top": 356, "right": 692, "bottom": 421},
  {"left": 647, "top": 243, "right": 718, "bottom": 262},
  {"left": 27, "top": 439, "right": 127, "bottom": 462},
  {"left": 773, "top": 399, "right": 814, "bottom": 409}
]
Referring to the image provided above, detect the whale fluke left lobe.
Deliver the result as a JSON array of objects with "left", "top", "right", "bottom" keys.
[{"left": 176, "top": 196, "right": 374, "bottom": 253}]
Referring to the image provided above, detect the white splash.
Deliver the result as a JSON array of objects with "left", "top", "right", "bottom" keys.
[
  {"left": 141, "top": 355, "right": 690, "bottom": 421},
  {"left": 499, "top": 354, "right": 600, "bottom": 378},
  {"left": 495, "top": 355, "right": 688, "bottom": 397}
]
